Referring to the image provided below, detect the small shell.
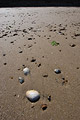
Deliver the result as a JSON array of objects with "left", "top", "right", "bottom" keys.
[
  {"left": 54, "top": 69, "right": 61, "bottom": 74},
  {"left": 26, "top": 90, "right": 40, "bottom": 102},
  {"left": 23, "top": 67, "right": 30, "bottom": 75}
]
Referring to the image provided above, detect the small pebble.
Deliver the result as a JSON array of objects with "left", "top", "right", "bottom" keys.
[
  {"left": 4, "top": 63, "right": 7, "bottom": 65},
  {"left": 70, "top": 44, "right": 76, "bottom": 47},
  {"left": 23, "top": 67, "right": 30, "bottom": 75},
  {"left": 76, "top": 67, "right": 79, "bottom": 69},
  {"left": 18, "top": 68, "right": 20, "bottom": 71},
  {"left": 38, "top": 63, "right": 41, "bottom": 67},
  {"left": 3, "top": 54, "right": 6, "bottom": 56},
  {"left": 48, "top": 95, "right": 51, "bottom": 102},
  {"left": 19, "top": 50, "right": 23, "bottom": 53},
  {"left": 42, "top": 74, "right": 48, "bottom": 77},
  {"left": 59, "top": 50, "right": 61, "bottom": 52},
  {"left": 62, "top": 77, "right": 65, "bottom": 80},
  {"left": 31, "top": 58, "right": 36, "bottom": 62},
  {"left": 10, "top": 76, "right": 13, "bottom": 79},
  {"left": 41, "top": 104, "right": 47, "bottom": 111},
  {"left": 28, "top": 44, "right": 33, "bottom": 48},
  {"left": 28, "top": 38, "right": 32, "bottom": 40},
  {"left": 18, "top": 77, "right": 24, "bottom": 84},
  {"left": 10, "top": 41, "right": 14, "bottom": 43},
  {"left": 54, "top": 69, "right": 61, "bottom": 74}
]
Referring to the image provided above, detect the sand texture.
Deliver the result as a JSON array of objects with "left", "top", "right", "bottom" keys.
[{"left": 0, "top": 7, "right": 80, "bottom": 120}]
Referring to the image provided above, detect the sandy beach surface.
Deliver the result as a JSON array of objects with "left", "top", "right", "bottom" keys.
[{"left": 0, "top": 7, "right": 80, "bottom": 120}]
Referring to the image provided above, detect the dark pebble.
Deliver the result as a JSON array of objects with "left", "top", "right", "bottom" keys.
[
  {"left": 4, "top": 63, "right": 7, "bottom": 65},
  {"left": 19, "top": 51, "right": 23, "bottom": 53},
  {"left": 43, "top": 74, "right": 48, "bottom": 77},
  {"left": 10, "top": 41, "right": 14, "bottom": 43},
  {"left": 48, "top": 95, "right": 51, "bottom": 102},
  {"left": 62, "top": 77, "right": 65, "bottom": 80},
  {"left": 28, "top": 38, "right": 32, "bottom": 40},
  {"left": 70, "top": 44, "right": 76, "bottom": 47},
  {"left": 3, "top": 54, "right": 6, "bottom": 56},
  {"left": 18, "top": 77, "right": 24, "bottom": 84},
  {"left": 31, "top": 58, "right": 36, "bottom": 62},
  {"left": 41, "top": 104, "right": 47, "bottom": 111},
  {"left": 38, "top": 63, "right": 41, "bottom": 67},
  {"left": 76, "top": 67, "right": 79, "bottom": 69}
]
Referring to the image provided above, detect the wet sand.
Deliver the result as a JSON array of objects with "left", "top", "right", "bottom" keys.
[{"left": 0, "top": 7, "right": 80, "bottom": 120}]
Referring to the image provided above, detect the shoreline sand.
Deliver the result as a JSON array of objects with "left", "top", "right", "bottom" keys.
[{"left": 0, "top": 7, "right": 80, "bottom": 120}]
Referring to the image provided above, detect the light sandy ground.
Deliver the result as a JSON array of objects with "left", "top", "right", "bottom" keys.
[{"left": 0, "top": 7, "right": 80, "bottom": 120}]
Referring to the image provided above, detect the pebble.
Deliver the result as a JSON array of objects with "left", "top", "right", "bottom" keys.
[
  {"left": 3, "top": 54, "right": 6, "bottom": 56},
  {"left": 23, "top": 67, "right": 30, "bottom": 75},
  {"left": 41, "top": 104, "right": 47, "bottom": 111},
  {"left": 42, "top": 74, "right": 48, "bottom": 77},
  {"left": 54, "top": 69, "right": 61, "bottom": 74},
  {"left": 48, "top": 95, "right": 51, "bottom": 102},
  {"left": 18, "top": 77, "right": 24, "bottom": 84},
  {"left": 31, "top": 58, "right": 36, "bottom": 62},
  {"left": 69, "top": 44, "right": 76, "bottom": 47},
  {"left": 38, "top": 63, "right": 41, "bottom": 67},
  {"left": 28, "top": 38, "right": 32, "bottom": 40},
  {"left": 19, "top": 50, "right": 23, "bottom": 53},
  {"left": 26, "top": 90, "right": 40, "bottom": 102},
  {"left": 4, "top": 63, "right": 7, "bottom": 65}
]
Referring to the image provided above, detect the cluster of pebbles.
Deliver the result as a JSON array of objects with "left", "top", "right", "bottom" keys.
[{"left": 18, "top": 67, "right": 62, "bottom": 110}]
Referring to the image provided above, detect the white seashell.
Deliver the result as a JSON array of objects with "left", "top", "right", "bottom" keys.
[
  {"left": 23, "top": 67, "right": 30, "bottom": 75},
  {"left": 26, "top": 90, "right": 40, "bottom": 102}
]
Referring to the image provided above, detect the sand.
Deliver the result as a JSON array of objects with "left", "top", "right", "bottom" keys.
[{"left": 0, "top": 7, "right": 80, "bottom": 120}]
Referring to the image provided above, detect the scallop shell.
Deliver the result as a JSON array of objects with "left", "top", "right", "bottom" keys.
[
  {"left": 26, "top": 90, "right": 40, "bottom": 102},
  {"left": 23, "top": 67, "right": 30, "bottom": 75}
]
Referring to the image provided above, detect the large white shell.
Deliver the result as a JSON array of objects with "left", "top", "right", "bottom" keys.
[
  {"left": 23, "top": 67, "right": 30, "bottom": 75},
  {"left": 26, "top": 90, "right": 40, "bottom": 102}
]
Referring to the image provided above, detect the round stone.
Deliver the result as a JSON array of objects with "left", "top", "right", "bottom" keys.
[{"left": 26, "top": 90, "right": 40, "bottom": 102}]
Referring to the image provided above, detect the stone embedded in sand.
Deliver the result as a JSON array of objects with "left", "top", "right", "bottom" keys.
[
  {"left": 54, "top": 69, "right": 61, "bottom": 74},
  {"left": 4, "top": 63, "right": 7, "bottom": 65},
  {"left": 42, "top": 74, "right": 48, "bottom": 77},
  {"left": 69, "top": 44, "right": 76, "bottom": 47},
  {"left": 18, "top": 77, "right": 24, "bottom": 84},
  {"left": 48, "top": 95, "right": 51, "bottom": 102},
  {"left": 28, "top": 38, "right": 32, "bottom": 40},
  {"left": 19, "top": 50, "right": 23, "bottom": 53},
  {"left": 3, "top": 54, "right": 6, "bottom": 56},
  {"left": 23, "top": 67, "right": 30, "bottom": 75},
  {"left": 26, "top": 90, "right": 40, "bottom": 102},
  {"left": 41, "top": 104, "right": 47, "bottom": 111},
  {"left": 31, "top": 58, "right": 36, "bottom": 62}
]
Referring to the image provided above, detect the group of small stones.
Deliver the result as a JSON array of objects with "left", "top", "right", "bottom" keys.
[{"left": 18, "top": 67, "right": 61, "bottom": 111}]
